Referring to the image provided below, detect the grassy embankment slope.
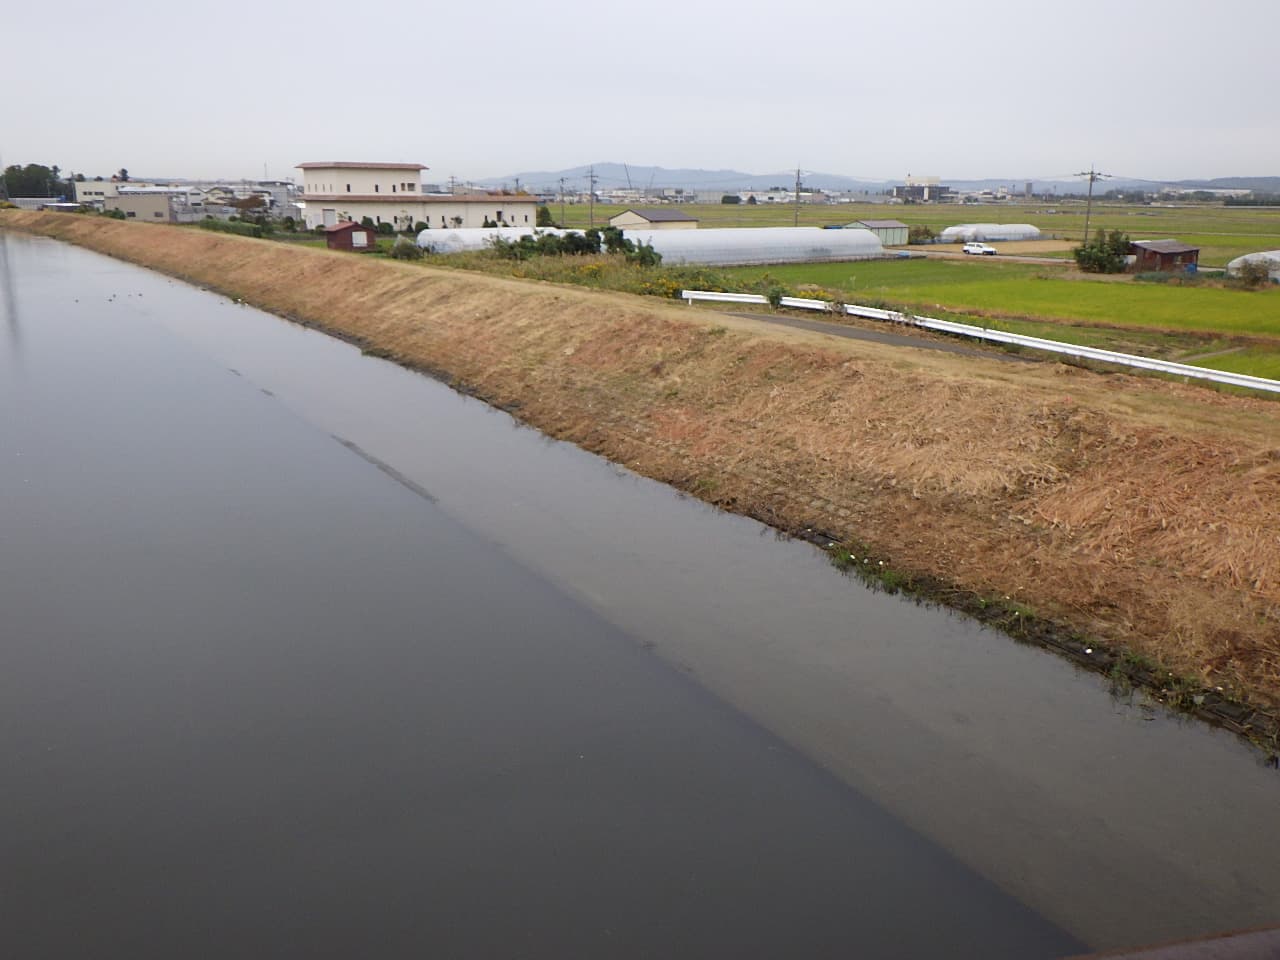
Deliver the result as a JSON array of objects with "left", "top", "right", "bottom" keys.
[{"left": 6, "top": 210, "right": 1279, "bottom": 732}]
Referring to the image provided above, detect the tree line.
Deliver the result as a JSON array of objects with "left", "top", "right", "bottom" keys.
[{"left": 2, "top": 163, "right": 132, "bottom": 199}]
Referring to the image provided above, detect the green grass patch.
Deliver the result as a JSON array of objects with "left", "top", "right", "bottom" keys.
[
  {"left": 1186, "top": 347, "right": 1280, "bottom": 380},
  {"left": 721, "top": 257, "right": 1280, "bottom": 340}
]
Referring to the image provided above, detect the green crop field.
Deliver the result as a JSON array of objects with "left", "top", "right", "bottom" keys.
[
  {"left": 714, "top": 257, "right": 1280, "bottom": 380},
  {"left": 723, "top": 259, "right": 1280, "bottom": 337}
]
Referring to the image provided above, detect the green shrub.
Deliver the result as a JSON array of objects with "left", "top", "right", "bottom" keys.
[
  {"left": 1237, "top": 259, "right": 1274, "bottom": 289},
  {"left": 389, "top": 237, "right": 424, "bottom": 260},
  {"left": 376, "top": 221, "right": 394, "bottom": 235},
  {"left": 196, "top": 218, "right": 264, "bottom": 238},
  {"left": 1074, "top": 229, "right": 1130, "bottom": 273}
]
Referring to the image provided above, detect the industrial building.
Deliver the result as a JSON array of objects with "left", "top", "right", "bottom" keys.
[
  {"left": 296, "top": 161, "right": 539, "bottom": 232},
  {"left": 105, "top": 193, "right": 173, "bottom": 222},
  {"left": 892, "top": 176, "right": 953, "bottom": 203}
]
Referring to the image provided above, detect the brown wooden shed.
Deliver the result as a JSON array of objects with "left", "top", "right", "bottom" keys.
[
  {"left": 1129, "top": 239, "right": 1200, "bottom": 272},
  {"left": 323, "top": 220, "right": 378, "bottom": 252}
]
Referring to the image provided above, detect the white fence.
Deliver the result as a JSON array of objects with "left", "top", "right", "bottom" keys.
[{"left": 680, "top": 290, "right": 1280, "bottom": 395}]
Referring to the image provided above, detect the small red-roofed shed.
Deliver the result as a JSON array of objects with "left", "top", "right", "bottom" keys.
[{"left": 324, "top": 220, "right": 377, "bottom": 252}]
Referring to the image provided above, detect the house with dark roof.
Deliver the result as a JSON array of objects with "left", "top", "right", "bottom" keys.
[
  {"left": 608, "top": 208, "right": 699, "bottom": 230},
  {"left": 1129, "top": 239, "right": 1200, "bottom": 272}
]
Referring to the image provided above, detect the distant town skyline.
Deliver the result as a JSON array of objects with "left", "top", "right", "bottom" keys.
[{"left": 5, "top": 0, "right": 1274, "bottom": 185}]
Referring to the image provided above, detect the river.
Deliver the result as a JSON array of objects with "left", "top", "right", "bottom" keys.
[{"left": 1, "top": 231, "right": 1276, "bottom": 957}]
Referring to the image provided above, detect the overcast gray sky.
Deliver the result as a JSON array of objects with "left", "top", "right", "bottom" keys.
[{"left": 6, "top": 0, "right": 1275, "bottom": 185}]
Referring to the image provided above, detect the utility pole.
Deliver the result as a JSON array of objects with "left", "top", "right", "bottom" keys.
[
  {"left": 793, "top": 166, "right": 802, "bottom": 227},
  {"left": 1076, "top": 167, "right": 1110, "bottom": 244},
  {"left": 559, "top": 177, "right": 566, "bottom": 227},
  {"left": 448, "top": 174, "right": 457, "bottom": 195},
  {"left": 588, "top": 166, "right": 597, "bottom": 229}
]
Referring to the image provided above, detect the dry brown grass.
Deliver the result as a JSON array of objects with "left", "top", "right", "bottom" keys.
[{"left": 8, "top": 210, "right": 1280, "bottom": 709}]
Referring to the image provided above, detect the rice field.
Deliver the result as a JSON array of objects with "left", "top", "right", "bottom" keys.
[
  {"left": 732, "top": 258, "right": 1277, "bottom": 332},
  {"left": 715, "top": 256, "right": 1280, "bottom": 378}
]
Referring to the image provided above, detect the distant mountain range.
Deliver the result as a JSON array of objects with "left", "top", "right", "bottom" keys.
[
  {"left": 473, "top": 163, "right": 894, "bottom": 194},
  {"left": 474, "top": 164, "right": 1280, "bottom": 196}
]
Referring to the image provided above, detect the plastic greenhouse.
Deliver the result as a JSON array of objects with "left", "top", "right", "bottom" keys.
[
  {"left": 1227, "top": 251, "right": 1280, "bottom": 281},
  {"left": 621, "top": 227, "right": 885, "bottom": 266},
  {"left": 416, "top": 226, "right": 566, "bottom": 254},
  {"left": 938, "top": 223, "right": 1042, "bottom": 242}
]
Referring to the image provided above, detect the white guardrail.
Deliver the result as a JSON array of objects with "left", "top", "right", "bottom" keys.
[{"left": 680, "top": 290, "right": 1280, "bottom": 395}]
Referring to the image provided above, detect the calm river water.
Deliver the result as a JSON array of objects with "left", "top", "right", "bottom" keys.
[{"left": 1, "top": 232, "right": 1277, "bottom": 957}]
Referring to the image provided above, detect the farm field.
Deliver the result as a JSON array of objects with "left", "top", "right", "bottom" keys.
[
  {"left": 557, "top": 201, "right": 1280, "bottom": 267},
  {"left": 720, "top": 257, "right": 1280, "bottom": 380},
  {"left": 723, "top": 258, "right": 1280, "bottom": 335}
]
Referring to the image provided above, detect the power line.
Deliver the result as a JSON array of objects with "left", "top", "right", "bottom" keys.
[
  {"left": 587, "top": 165, "right": 597, "bottom": 229},
  {"left": 794, "top": 166, "right": 803, "bottom": 227},
  {"left": 1075, "top": 167, "right": 1111, "bottom": 242}
]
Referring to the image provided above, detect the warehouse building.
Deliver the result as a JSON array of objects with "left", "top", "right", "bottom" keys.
[
  {"left": 608, "top": 209, "right": 699, "bottom": 230},
  {"left": 849, "top": 219, "right": 909, "bottom": 246}
]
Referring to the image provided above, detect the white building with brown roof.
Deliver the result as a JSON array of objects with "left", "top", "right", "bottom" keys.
[{"left": 296, "top": 161, "right": 539, "bottom": 232}]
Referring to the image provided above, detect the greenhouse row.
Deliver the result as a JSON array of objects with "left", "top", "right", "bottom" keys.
[
  {"left": 416, "top": 226, "right": 567, "bottom": 254},
  {"left": 938, "top": 223, "right": 1042, "bottom": 242},
  {"left": 1227, "top": 250, "right": 1280, "bottom": 281},
  {"left": 416, "top": 226, "right": 888, "bottom": 265},
  {"left": 620, "top": 227, "right": 884, "bottom": 265}
]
